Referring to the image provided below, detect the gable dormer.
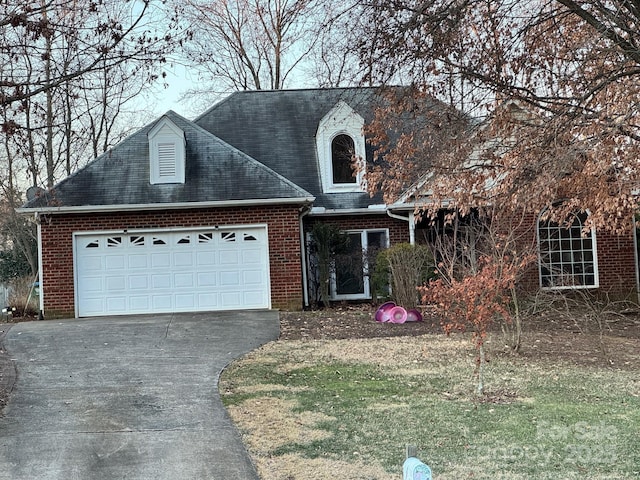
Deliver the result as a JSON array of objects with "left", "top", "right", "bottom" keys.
[
  {"left": 316, "top": 101, "right": 366, "bottom": 193},
  {"left": 148, "top": 116, "right": 186, "bottom": 185}
]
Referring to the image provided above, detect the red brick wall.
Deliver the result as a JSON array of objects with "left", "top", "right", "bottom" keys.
[
  {"left": 39, "top": 205, "right": 304, "bottom": 317},
  {"left": 517, "top": 217, "right": 638, "bottom": 298},
  {"left": 412, "top": 210, "right": 638, "bottom": 299},
  {"left": 594, "top": 229, "right": 637, "bottom": 296}
]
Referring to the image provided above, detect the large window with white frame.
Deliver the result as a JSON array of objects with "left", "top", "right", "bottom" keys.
[
  {"left": 538, "top": 211, "right": 598, "bottom": 289},
  {"left": 331, "top": 229, "right": 389, "bottom": 300}
]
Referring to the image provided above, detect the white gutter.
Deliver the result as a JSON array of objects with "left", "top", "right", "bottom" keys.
[
  {"left": 17, "top": 196, "right": 315, "bottom": 215},
  {"left": 386, "top": 209, "right": 416, "bottom": 245},
  {"left": 310, "top": 205, "right": 387, "bottom": 216}
]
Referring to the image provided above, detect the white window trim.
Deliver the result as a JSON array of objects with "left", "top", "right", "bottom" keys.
[
  {"left": 537, "top": 211, "right": 599, "bottom": 290},
  {"left": 148, "top": 117, "right": 186, "bottom": 185},
  {"left": 316, "top": 101, "right": 366, "bottom": 193},
  {"left": 330, "top": 228, "right": 389, "bottom": 300}
]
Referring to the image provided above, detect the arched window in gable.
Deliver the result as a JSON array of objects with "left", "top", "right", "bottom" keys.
[
  {"left": 316, "top": 101, "right": 366, "bottom": 193},
  {"left": 331, "top": 134, "right": 356, "bottom": 184}
]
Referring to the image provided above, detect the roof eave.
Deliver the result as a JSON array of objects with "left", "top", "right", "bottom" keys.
[
  {"left": 309, "top": 205, "right": 387, "bottom": 216},
  {"left": 17, "top": 196, "right": 316, "bottom": 215}
]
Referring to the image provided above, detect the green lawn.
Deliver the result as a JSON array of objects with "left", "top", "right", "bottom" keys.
[{"left": 220, "top": 334, "right": 640, "bottom": 479}]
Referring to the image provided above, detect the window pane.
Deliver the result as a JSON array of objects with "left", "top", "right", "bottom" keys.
[
  {"left": 331, "top": 134, "right": 356, "bottom": 184},
  {"left": 538, "top": 211, "right": 596, "bottom": 288},
  {"left": 335, "top": 233, "right": 364, "bottom": 295}
]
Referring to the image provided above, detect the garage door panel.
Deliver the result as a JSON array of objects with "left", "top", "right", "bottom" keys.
[
  {"left": 219, "top": 251, "right": 239, "bottom": 265},
  {"left": 106, "top": 297, "right": 126, "bottom": 312},
  {"left": 152, "top": 295, "right": 172, "bottom": 310},
  {"left": 79, "top": 277, "right": 103, "bottom": 293},
  {"left": 79, "top": 256, "right": 103, "bottom": 271},
  {"left": 129, "top": 275, "right": 149, "bottom": 290},
  {"left": 81, "top": 298, "right": 104, "bottom": 315},
  {"left": 197, "top": 252, "right": 216, "bottom": 265},
  {"left": 242, "top": 249, "right": 264, "bottom": 263},
  {"left": 220, "top": 292, "right": 241, "bottom": 307},
  {"left": 243, "top": 291, "right": 267, "bottom": 306},
  {"left": 175, "top": 294, "right": 195, "bottom": 309},
  {"left": 174, "top": 273, "right": 194, "bottom": 288},
  {"left": 242, "top": 270, "right": 265, "bottom": 285},
  {"left": 197, "top": 293, "right": 217, "bottom": 308},
  {"left": 129, "top": 254, "right": 148, "bottom": 269},
  {"left": 106, "top": 276, "right": 126, "bottom": 291},
  {"left": 174, "top": 252, "right": 193, "bottom": 267},
  {"left": 105, "top": 255, "right": 125, "bottom": 270},
  {"left": 151, "top": 253, "right": 171, "bottom": 268},
  {"left": 130, "top": 296, "right": 150, "bottom": 311},
  {"left": 75, "top": 226, "right": 270, "bottom": 316},
  {"left": 220, "top": 271, "right": 240, "bottom": 286},
  {"left": 197, "top": 272, "right": 216, "bottom": 287},
  {"left": 152, "top": 274, "right": 171, "bottom": 288}
]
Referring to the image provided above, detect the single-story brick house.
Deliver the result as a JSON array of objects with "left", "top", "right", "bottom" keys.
[
  {"left": 19, "top": 87, "right": 640, "bottom": 318},
  {"left": 19, "top": 88, "right": 412, "bottom": 318}
]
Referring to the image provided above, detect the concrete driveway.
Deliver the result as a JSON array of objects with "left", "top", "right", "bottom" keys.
[{"left": 0, "top": 311, "right": 279, "bottom": 480}]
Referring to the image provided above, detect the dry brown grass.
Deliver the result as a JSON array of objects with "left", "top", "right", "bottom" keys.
[{"left": 222, "top": 307, "right": 640, "bottom": 479}]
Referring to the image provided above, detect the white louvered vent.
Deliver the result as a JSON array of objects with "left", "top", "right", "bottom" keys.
[
  {"left": 148, "top": 117, "right": 185, "bottom": 184},
  {"left": 157, "top": 142, "right": 177, "bottom": 177}
]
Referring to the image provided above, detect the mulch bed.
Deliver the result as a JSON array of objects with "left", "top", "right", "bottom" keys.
[
  {"left": 279, "top": 305, "right": 442, "bottom": 341},
  {"left": 279, "top": 304, "right": 640, "bottom": 370}
]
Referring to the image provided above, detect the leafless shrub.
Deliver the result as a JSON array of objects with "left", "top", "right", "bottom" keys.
[
  {"left": 5, "top": 276, "right": 39, "bottom": 319},
  {"left": 376, "top": 243, "right": 434, "bottom": 308}
]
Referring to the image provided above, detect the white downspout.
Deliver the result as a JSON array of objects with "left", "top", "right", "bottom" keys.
[
  {"left": 387, "top": 210, "right": 416, "bottom": 245},
  {"left": 36, "top": 214, "right": 44, "bottom": 319},
  {"left": 299, "top": 206, "right": 312, "bottom": 307}
]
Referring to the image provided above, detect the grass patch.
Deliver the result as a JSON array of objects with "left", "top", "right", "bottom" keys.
[{"left": 221, "top": 334, "right": 640, "bottom": 479}]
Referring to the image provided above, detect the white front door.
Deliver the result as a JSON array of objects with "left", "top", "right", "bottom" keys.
[{"left": 74, "top": 226, "right": 270, "bottom": 317}]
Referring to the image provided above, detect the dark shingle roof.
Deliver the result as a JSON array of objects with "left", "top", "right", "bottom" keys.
[
  {"left": 23, "top": 111, "right": 313, "bottom": 210},
  {"left": 23, "top": 87, "right": 454, "bottom": 212},
  {"left": 194, "top": 88, "right": 387, "bottom": 209}
]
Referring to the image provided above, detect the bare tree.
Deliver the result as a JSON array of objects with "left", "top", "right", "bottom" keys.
[
  {"left": 359, "top": 0, "right": 640, "bottom": 233},
  {"left": 305, "top": 1, "right": 368, "bottom": 87},
  {"left": 0, "top": 0, "right": 177, "bottom": 284},
  {"left": 0, "top": 0, "right": 174, "bottom": 107},
  {"left": 1, "top": 0, "right": 176, "bottom": 184},
  {"left": 177, "top": 0, "right": 337, "bottom": 95}
]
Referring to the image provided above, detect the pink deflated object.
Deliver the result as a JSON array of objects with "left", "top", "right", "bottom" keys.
[
  {"left": 405, "top": 308, "right": 423, "bottom": 322},
  {"left": 389, "top": 306, "right": 408, "bottom": 324},
  {"left": 374, "top": 302, "right": 396, "bottom": 322}
]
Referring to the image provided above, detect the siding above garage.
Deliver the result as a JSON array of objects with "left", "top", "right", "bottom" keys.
[{"left": 39, "top": 205, "right": 304, "bottom": 318}]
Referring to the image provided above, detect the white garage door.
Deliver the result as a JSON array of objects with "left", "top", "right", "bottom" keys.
[{"left": 74, "top": 226, "right": 270, "bottom": 317}]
